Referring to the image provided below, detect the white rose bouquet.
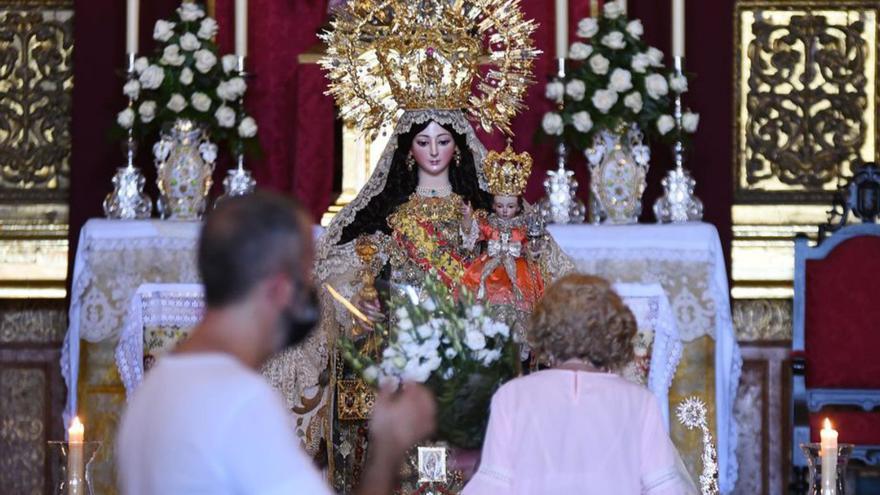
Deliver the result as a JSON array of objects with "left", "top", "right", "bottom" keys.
[
  {"left": 115, "top": 2, "right": 259, "bottom": 156},
  {"left": 541, "top": 1, "right": 698, "bottom": 149},
  {"left": 339, "top": 272, "right": 518, "bottom": 449}
]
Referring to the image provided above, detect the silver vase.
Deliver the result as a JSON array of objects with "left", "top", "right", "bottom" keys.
[
  {"left": 585, "top": 123, "right": 650, "bottom": 225},
  {"left": 154, "top": 119, "right": 217, "bottom": 220}
]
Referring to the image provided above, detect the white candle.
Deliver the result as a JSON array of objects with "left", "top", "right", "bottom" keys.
[
  {"left": 126, "top": 0, "right": 139, "bottom": 54},
  {"left": 820, "top": 418, "right": 838, "bottom": 495},
  {"left": 67, "top": 416, "right": 85, "bottom": 495},
  {"left": 621, "top": 0, "right": 627, "bottom": 15},
  {"left": 554, "top": 0, "right": 568, "bottom": 59},
  {"left": 235, "top": 0, "right": 248, "bottom": 57},
  {"left": 672, "top": 0, "right": 685, "bottom": 58}
]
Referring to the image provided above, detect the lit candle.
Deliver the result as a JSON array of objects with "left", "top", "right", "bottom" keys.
[
  {"left": 67, "top": 416, "right": 85, "bottom": 495},
  {"left": 672, "top": 0, "right": 685, "bottom": 58},
  {"left": 235, "top": 0, "right": 248, "bottom": 57},
  {"left": 126, "top": 0, "right": 139, "bottom": 54},
  {"left": 554, "top": 0, "right": 568, "bottom": 59},
  {"left": 820, "top": 418, "right": 838, "bottom": 495}
]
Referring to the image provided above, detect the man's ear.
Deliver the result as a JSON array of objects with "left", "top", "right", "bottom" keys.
[{"left": 263, "top": 272, "right": 294, "bottom": 308}]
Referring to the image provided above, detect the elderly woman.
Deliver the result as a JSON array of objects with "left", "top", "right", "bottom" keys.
[{"left": 463, "top": 274, "right": 696, "bottom": 495}]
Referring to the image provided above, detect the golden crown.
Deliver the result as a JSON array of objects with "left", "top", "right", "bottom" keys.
[
  {"left": 484, "top": 142, "right": 533, "bottom": 196},
  {"left": 320, "top": 0, "right": 539, "bottom": 135}
]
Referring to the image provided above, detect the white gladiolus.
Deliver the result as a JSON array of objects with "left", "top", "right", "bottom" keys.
[
  {"left": 134, "top": 56, "right": 149, "bottom": 74},
  {"left": 238, "top": 117, "right": 258, "bottom": 138},
  {"left": 577, "top": 18, "right": 599, "bottom": 38},
  {"left": 545, "top": 81, "right": 564, "bottom": 101},
  {"left": 153, "top": 20, "right": 175, "bottom": 42},
  {"left": 167, "top": 93, "right": 186, "bottom": 113},
  {"left": 669, "top": 74, "right": 689, "bottom": 93},
  {"left": 363, "top": 366, "right": 379, "bottom": 383},
  {"left": 138, "top": 101, "right": 156, "bottom": 123},
  {"left": 179, "top": 32, "right": 201, "bottom": 51},
  {"left": 465, "top": 330, "right": 487, "bottom": 351},
  {"left": 645, "top": 74, "right": 669, "bottom": 99},
  {"left": 609, "top": 68, "right": 633, "bottom": 93},
  {"left": 191, "top": 92, "right": 211, "bottom": 112},
  {"left": 123, "top": 79, "right": 140, "bottom": 99},
  {"left": 139, "top": 65, "right": 165, "bottom": 89},
  {"left": 626, "top": 20, "right": 644, "bottom": 39},
  {"left": 591, "top": 88, "right": 618, "bottom": 113},
  {"left": 683, "top": 112, "right": 700, "bottom": 133},
  {"left": 194, "top": 49, "right": 217, "bottom": 73},
  {"left": 542, "top": 112, "right": 564, "bottom": 135},
  {"left": 623, "top": 92, "right": 643, "bottom": 114},
  {"left": 215, "top": 105, "right": 236, "bottom": 128},
  {"left": 197, "top": 17, "right": 218, "bottom": 40},
  {"left": 603, "top": 0, "right": 624, "bottom": 19},
  {"left": 178, "top": 3, "right": 204, "bottom": 21},
  {"left": 180, "top": 67, "right": 193, "bottom": 85},
  {"left": 589, "top": 54, "right": 610, "bottom": 75},
  {"left": 601, "top": 31, "right": 626, "bottom": 50},
  {"left": 161, "top": 44, "right": 185, "bottom": 66},
  {"left": 565, "top": 79, "right": 586, "bottom": 101},
  {"left": 657, "top": 115, "right": 675, "bottom": 135},
  {"left": 572, "top": 111, "right": 593, "bottom": 133},
  {"left": 222, "top": 54, "right": 238, "bottom": 74},
  {"left": 444, "top": 348, "right": 457, "bottom": 359},
  {"left": 116, "top": 108, "right": 135, "bottom": 129},
  {"left": 568, "top": 42, "right": 593, "bottom": 61},
  {"left": 631, "top": 53, "right": 651, "bottom": 73},
  {"left": 647, "top": 47, "right": 664, "bottom": 67}
]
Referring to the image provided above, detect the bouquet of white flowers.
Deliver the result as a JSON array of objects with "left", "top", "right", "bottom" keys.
[
  {"left": 115, "top": 2, "right": 259, "bottom": 155},
  {"left": 541, "top": 0, "right": 698, "bottom": 149},
  {"left": 340, "top": 273, "right": 518, "bottom": 449}
]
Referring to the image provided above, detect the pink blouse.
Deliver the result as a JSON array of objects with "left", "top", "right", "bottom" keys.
[{"left": 463, "top": 370, "right": 695, "bottom": 495}]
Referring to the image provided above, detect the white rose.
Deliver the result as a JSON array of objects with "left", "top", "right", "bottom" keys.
[
  {"left": 138, "top": 100, "right": 156, "bottom": 123},
  {"left": 178, "top": 3, "right": 204, "bottom": 22},
  {"left": 138, "top": 65, "right": 165, "bottom": 89},
  {"left": 215, "top": 105, "right": 236, "bottom": 128},
  {"left": 576, "top": 18, "right": 599, "bottom": 38},
  {"left": 216, "top": 81, "right": 233, "bottom": 101},
  {"left": 153, "top": 20, "right": 175, "bottom": 42},
  {"left": 565, "top": 79, "right": 586, "bottom": 101},
  {"left": 123, "top": 79, "right": 140, "bottom": 99},
  {"left": 541, "top": 112, "right": 564, "bottom": 135},
  {"left": 571, "top": 111, "right": 593, "bottom": 133},
  {"left": 197, "top": 17, "right": 218, "bottom": 40},
  {"left": 645, "top": 73, "right": 669, "bottom": 99},
  {"left": 568, "top": 42, "right": 593, "bottom": 61},
  {"left": 180, "top": 67, "right": 193, "bottom": 85},
  {"left": 134, "top": 56, "right": 149, "bottom": 74},
  {"left": 589, "top": 54, "right": 610, "bottom": 75},
  {"left": 179, "top": 32, "right": 201, "bottom": 51},
  {"left": 626, "top": 20, "right": 644, "bottom": 39},
  {"left": 227, "top": 77, "right": 247, "bottom": 98},
  {"left": 609, "top": 68, "right": 633, "bottom": 92},
  {"left": 199, "top": 142, "right": 218, "bottom": 163},
  {"left": 161, "top": 44, "right": 185, "bottom": 66},
  {"left": 647, "top": 47, "right": 664, "bottom": 67},
  {"left": 682, "top": 111, "right": 700, "bottom": 133},
  {"left": 222, "top": 54, "right": 238, "bottom": 74},
  {"left": 545, "top": 81, "right": 564, "bottom": 101},
  {"left": 166, "top": 93, "right": 186, "bottom": 113},
  {"left": 669, "top": 74, "right": 689, "bottom": 93},
  {"left": 194, "top": 49, "right": 217, "bottom": 73},
  {"left": 601, "top": 31, "right": 626, "bottom": 50},
  {"left": 657, "top": 114, "right": 675, "bottom": 135},
  {"left": 631, "top": 53, "right": 651, "bottom": 73},
  {"left": 623, "top": 92, "right": 643, "bottom": 114},
  {"left": 191, "top": 92, "right": 211, "bottom": 112},
  {"left": 591, "top": 88, "right": 618, "bottom": 113},
  {"left": 116, "top": 108, "right": 134, "bottom": 129},
  {"left": 238, "top": 116, "right": 258, "bottom": 138},
  {"left": 603, "top": 0, "right": 624, "bottom": 19}
]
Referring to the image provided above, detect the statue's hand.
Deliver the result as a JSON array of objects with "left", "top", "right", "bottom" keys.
[
  {"left": 461, "top": 202, "right": 473, "bottom": 228},
  {"left": 355, "top": 297, "right": 385, "bottom": 333}
]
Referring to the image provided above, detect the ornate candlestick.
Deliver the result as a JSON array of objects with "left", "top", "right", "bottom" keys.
[
  {"left": 653, "top": 56, "right": 703, "bottom": 223},
  {"left": 103, "top": 53, "right": 153, "bottom": 219},
  {"left": 220, "top": 55, "right": 257, "bottom": 199}
]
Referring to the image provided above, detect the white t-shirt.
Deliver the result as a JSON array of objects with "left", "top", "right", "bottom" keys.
[{"left": 117, "top": 353, "right": 333, "bottom": 495}]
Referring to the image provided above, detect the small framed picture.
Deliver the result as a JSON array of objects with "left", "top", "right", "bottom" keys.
[{"left": 417, "top": 446, "right": 447, "bottom": 483}]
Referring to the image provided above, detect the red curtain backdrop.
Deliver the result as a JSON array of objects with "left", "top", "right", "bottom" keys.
[{"left": 69, "top": 0, "right": 733, "bottom": 274}]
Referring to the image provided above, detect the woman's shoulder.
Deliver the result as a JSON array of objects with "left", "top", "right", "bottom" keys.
[{"left": 494, "top": 370, "right": 654, "bottom": 401}]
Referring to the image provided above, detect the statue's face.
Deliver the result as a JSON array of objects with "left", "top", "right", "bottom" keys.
[
  {"left": 493, "top": 195, "right": 520, "bottom": 219},
  {"left": 410, "top": 121, "right": 456, "bottom": 177}
]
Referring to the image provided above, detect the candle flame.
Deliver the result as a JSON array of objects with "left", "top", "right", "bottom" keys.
[
  {"left": 70, "top": 416, "right": 83, "bottom": 432},
  {"left": 824, "top": 418, "right": 832, "bottom": 430},
  {"left": 324, "top": 284, "right": 372, "bottom": 325}
]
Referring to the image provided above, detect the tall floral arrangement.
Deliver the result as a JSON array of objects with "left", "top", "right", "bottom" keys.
[
  {"left": 115, "top": 2, "right": 258, "bottom": 155},
  {"left": 541, "top": 1, "right": 698, "bottom": 149},
  {"left": 340, "top": 274, "right": 518, "bottom": 449}
]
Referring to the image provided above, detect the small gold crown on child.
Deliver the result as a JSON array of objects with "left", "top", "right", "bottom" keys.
[{"left": 484, "top": 141, "right": 533, "bottom": 196}]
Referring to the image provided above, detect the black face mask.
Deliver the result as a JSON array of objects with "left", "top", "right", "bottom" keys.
[{"left": 280, "top": 285, "right": 320, "bottom": 350}]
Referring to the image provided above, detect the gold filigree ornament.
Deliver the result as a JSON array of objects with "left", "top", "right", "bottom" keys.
[
  {"left": 320, "top": 0, "right": 540, "bottom": 136},
  {"left": 484, "top": 141, "right": 533, "bottom": 196}
]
